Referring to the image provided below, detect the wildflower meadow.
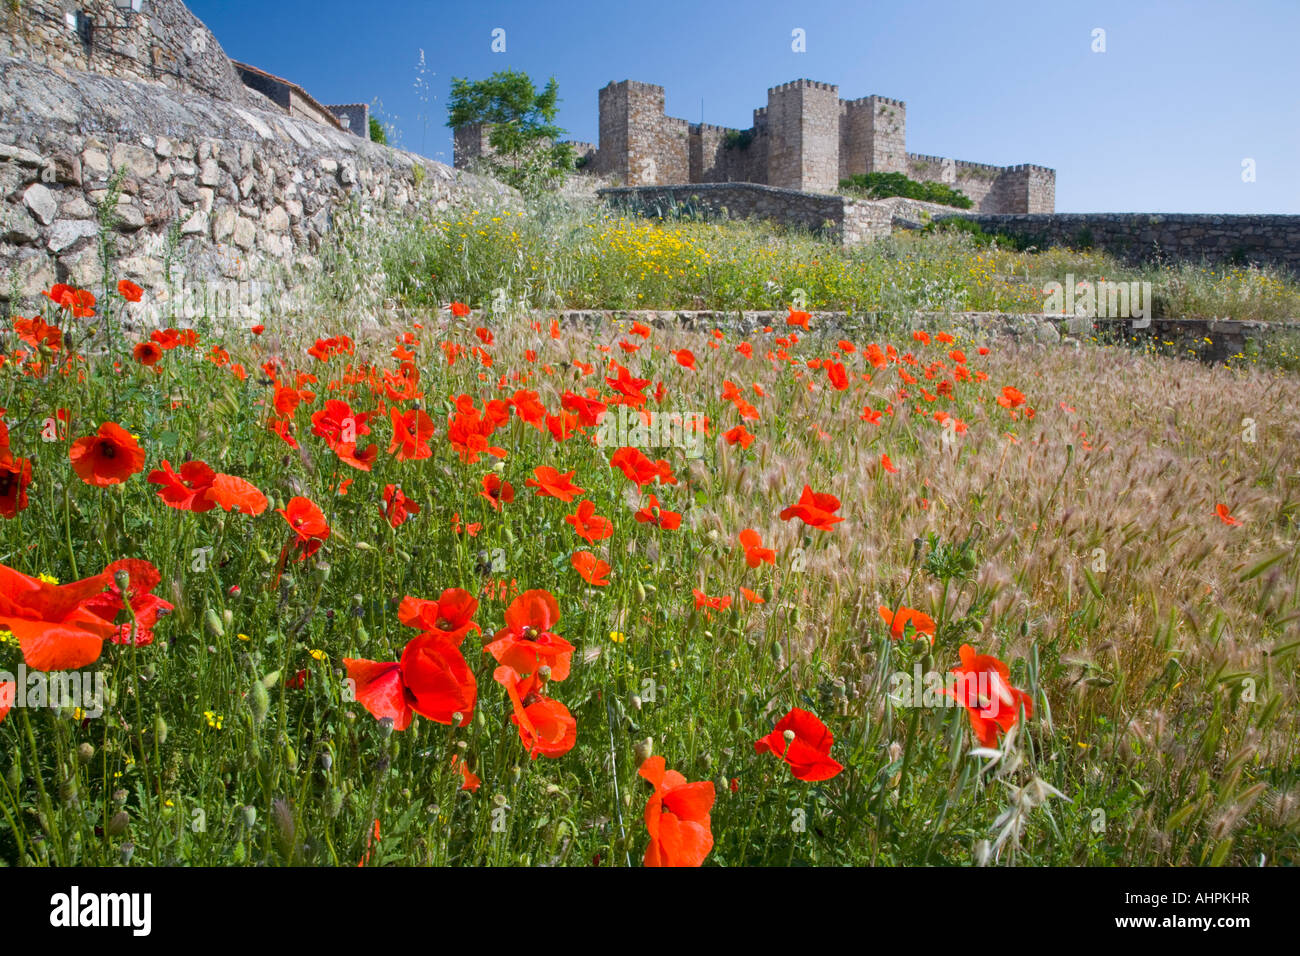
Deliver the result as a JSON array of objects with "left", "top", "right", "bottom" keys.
[{"left": 2, "top": 225, "right": 1298, "bottom": 873}]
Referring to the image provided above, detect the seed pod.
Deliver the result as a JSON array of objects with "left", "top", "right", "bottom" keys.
[
  {"left": 633, "top": 737, "right": 653, "bottom": 765},
  {"left": 76, "top": 743, "right": 95, "bottom": 764},
  {"left": 107, "top": 810, "right": 130, "bottom": 837}
]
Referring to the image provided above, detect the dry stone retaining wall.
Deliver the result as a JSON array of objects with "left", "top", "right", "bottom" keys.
[{"left": 0, "top": 54, "right": 512, "bottom": 306}]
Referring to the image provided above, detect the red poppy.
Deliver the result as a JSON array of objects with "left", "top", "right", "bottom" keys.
[
  {"left": 571, "top": 550, "right": 611, "bottom": 586},
  {"left": 943, "top": 644, "right": 1033, "bottom": 748},
  {"left": 206, "top": 473, "right": 268, "bottom": 515},
  {"left": 278, "top": 496, "right": 330, "bottom": 560},
  {"left": 397, "top": 588, "right": 481, "bottom": 645},
  {"left": 634, "top": 494, "right": 681, "bottom": 530},
  {"left": 672, "top": 349, "right": 697, "bottom": 370},
  {"left": 525, "top": 466, "right": 585, "bottom": 503},
  {"left": 881, "top": 453, "right": 899, "bottom": 474},
  {"left": 740, "top": 586, "right": 765, "bottom": 604},
  {"left": 0, "top": 451, "right": 33, "bottom": 519},
  {"left": 131, "top": 341, "right": 162, "bottom": 366},
  {"left": 826, "top": 361, "right": 849, "bottom": 391},
  {"left": 147, "top": 459, "right": 217, "bottom": 512},
  {"left": 0, "top": 563, "right": 114, "bottom": 671},
  {"left": 379, "top": 484, "right": 419, "bottom": 528},
  {"left": 754, "top": 708, "right": 844, "bottom": 781},
  {"left": 738, "top": 529, "right": 776, "bottom": 567},
  {"left": 562, "top": 391, "right": 607, "bottom": 427},
  {"left": 43, "top": 284, "right": 96, "bottom": 318},
  {"left": 878, "top": 604, "right": 936, "bottom": 642},
  {"left": 779, "top": 484, "right": 842, "bottom": 531},
  {"left": 450, "top": 301, "right": 471, "bottom": 317},
  {"left": 117, "top": 280, "right": 143, "bottom": 303},
  {"left": 479, "top": 473, "right": 515, "bottom": 512},
  {"left": 1215, "top": 503, "right": 1242, "bottom": 526},
  {"left": 69, "top": 422, "right": 145, "bottom": 487},
  {"left": 638, "top": 755, "right": 715, "bottom": 867},
  {"left": 692, "top": 588, "right": 732, "bottom": 616},
  {"left": 565, "top": 499, "right": 613, "bottom": 543},
  {"left": 345, "top": 632, "right": 477, "bottom": 731},
  {"left": 609, "top": 446, "right": 660, "bottom": 488},
  {"left": 787, "top": 308, "right": 811, "bottom": 330},
  {"left": 0, "top": 680, "right": 12, "bottom": 724},
  {"left": 997, "top": 386, "right": 1026, "bottom": 409},
  {"left": 723, "top": 424, "right": 755, "bottom": 449},
  {"left": 452, "top": 754, "right": 481, "bottom": 791},
  {"left": 400, "top": 633, "right": 477, "bottom": 725},
  {"left": 483, "top": 589, "right": 573, "bottom": 681},
  {"left": 387, "top": 407, "right": 436, "bottom": 461},
  {"left": 494, "top": 665, "right": 577, "bottom": 759},
  {"left": 82, "top": 558, "right": 173, "bottom": 647}
]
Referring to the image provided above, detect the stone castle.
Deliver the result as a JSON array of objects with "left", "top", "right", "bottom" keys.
[{"left": 456, "top": 78, "right": 1055, "bottom": 214}]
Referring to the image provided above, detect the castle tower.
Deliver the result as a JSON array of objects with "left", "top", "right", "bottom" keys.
[
  {"left": 764, "top": 80, "right": 840, "bottom": 193},
  {"left": 595, "top": 80, "right": 687, "bottom": 186},
  {"left": 839, "top": 95, "right": 907, "bottom": 179}
]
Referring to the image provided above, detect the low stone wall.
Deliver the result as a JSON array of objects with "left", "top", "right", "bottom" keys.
[
  {"left": 539, "top": 308, "right": 1298, "bottom": 365},
  {"left": 0, "top": 54, "right": 513, "bottom": 304},
  {"left": 600, "top": 182, "right": 846, "bottom": 238},
  {"left": 941, "top": 213, "right": 1300, "bottom": 273},
  {"left": 599, "top": 182, "right": 989, "bottom": 244}
]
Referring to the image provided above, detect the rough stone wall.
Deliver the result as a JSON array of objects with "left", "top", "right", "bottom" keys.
[
  {"left": 939, "top": 213, "right": 1300, "bottom": 271},
  {"left": 0, "top": 0, "right": 249, "bottom": 105},
  {"left": 765, "top": 80, "right": 840, "bottom": 193},
  {"left": 600, "top": 183, "right": 846, "bottom": 239},
  {"left": 0, "top": 54, "right": 512, "bottom": 304},
  {"left": 688, "top": 123, "right": 729, "bottom": 183}
]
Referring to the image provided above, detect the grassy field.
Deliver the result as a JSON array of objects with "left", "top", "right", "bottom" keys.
[
  {"left": 1, "top": 202, "right": 1299, "bottom": 867},
  {"left": 337, "top": 192, "right": 1300, "bottom": 323}
]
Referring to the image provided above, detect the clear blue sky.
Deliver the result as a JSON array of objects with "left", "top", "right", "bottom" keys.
[{"left": 188, "top": 0, "right": 1299, "bottom": 213}]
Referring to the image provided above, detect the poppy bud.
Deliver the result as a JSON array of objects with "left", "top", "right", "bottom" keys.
[
  {"left": 493, "top": 461, "right": 505, "bottom": 474},
  {"left": 112, "top": 788, "right": 128, "bottom": 806},
  {"left": 113, "top": 569, "right": 131, "bottom": 595},
  {"left": 320, "top": 752, "right": 333, "bottom": 773},
  {"left": 356, "top": 541, "right": 374, "bottom": 552},
  {"left": 714, "top": 775, "right": 728, "bottom": 794},
  {"left": 728, "top": 708, "right": 741, "bottom": 733},
  {"left": 204, "top": 608, "right": 224, "bottom": 638},
  {"left": 630, "top": 694, "right": 642, "bottom": 711},
  {"left": 761, "top": 582, "right": 774, "bottom": 602},
  {"left": 378, "top": 717, "right": 395, "bottom": 737},
  {"left": 633, "top": 737, "right": 653, "bottom": 764},
  {"left": 635, "top": 580, "right": 647, "bottom": 602},
  {"left": 787, "top": 605, "right": 800, "bottom": 625},
  {"left": 327, "top": 789, "right": 344, "bottom": 818},
  {"left": 250, "top": 681, "right": 269, "bottom": 723},
  {"left": 6, "top": 760, "right": 19, "bottom": 791},
  {"left": 257, "top": 548, "right": 273, "bottom": 564},
  {"left": 77, "top": 743, "right": 95, "bottom": 764},
  {"left": 153, "top": 714, "right": 168, "bottom": 747},
  {"left": 119, "top": 843, "right": 135, "bottom": 864}
]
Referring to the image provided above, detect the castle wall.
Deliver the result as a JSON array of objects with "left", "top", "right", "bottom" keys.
[{"left": 937, "top": 213, "right": 1300, "bottom": 270}]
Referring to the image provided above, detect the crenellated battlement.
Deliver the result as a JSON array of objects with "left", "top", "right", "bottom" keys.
[{"left": 569, "top": 77, "right": 1053, "bottom": 211}]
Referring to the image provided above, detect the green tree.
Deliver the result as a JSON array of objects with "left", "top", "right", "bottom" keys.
[
  {"left": 447, "top": 69, "right": 574, "bottom": 193},
  {"left": 368, "top": 116, "right": 387, "bottom": 145}
]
